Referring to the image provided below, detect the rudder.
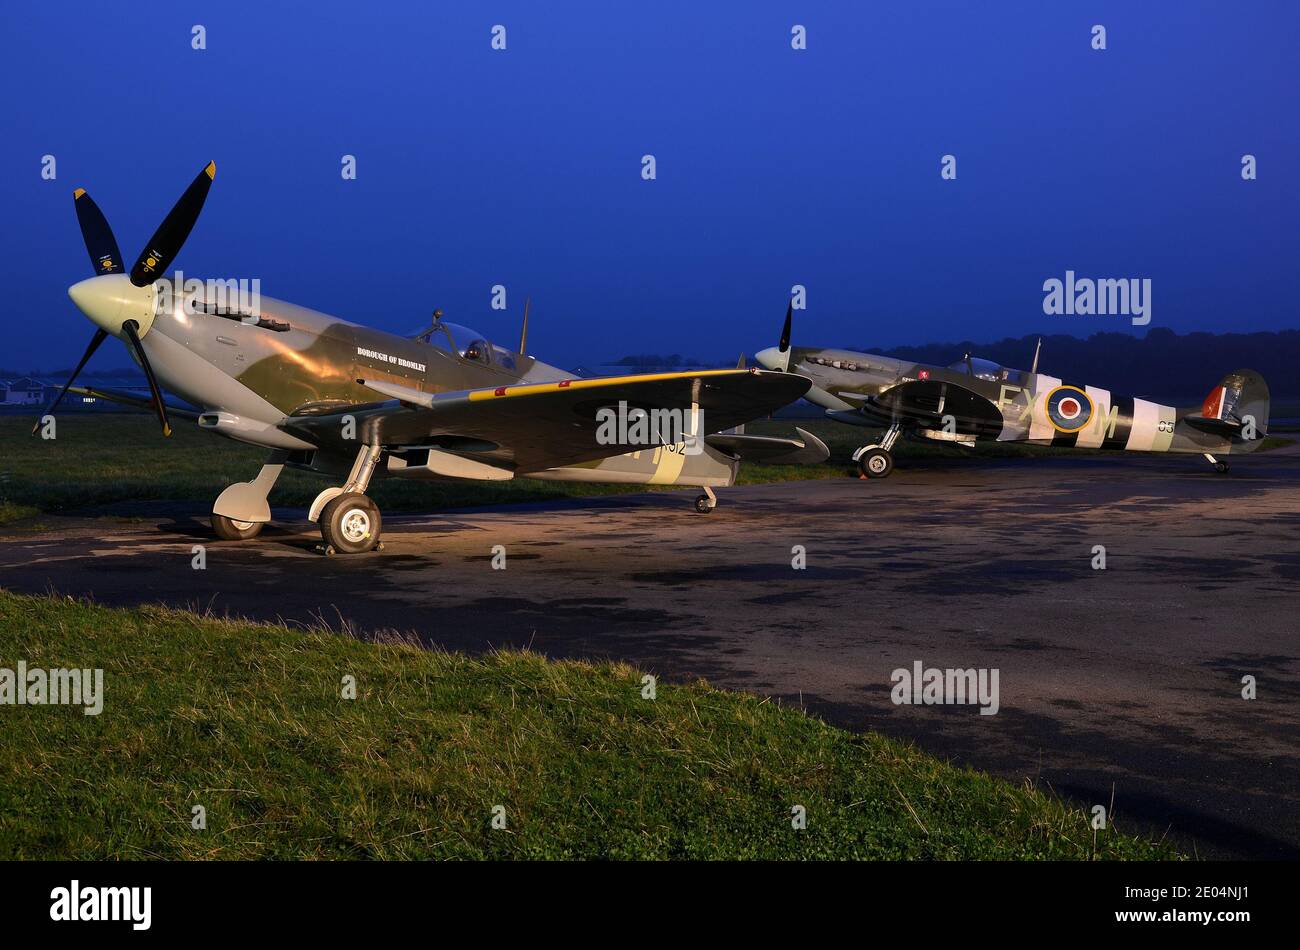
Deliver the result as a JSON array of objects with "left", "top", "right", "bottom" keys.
[{"left": 1187, "top": 369, "right": 1269, "bottom": 451}]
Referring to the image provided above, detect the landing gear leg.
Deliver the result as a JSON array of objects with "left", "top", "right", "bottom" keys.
[
  {"left": 211, "top": 450, "right": 286, "bottom": 540},
  {"left": 1204, "top": 452, "right": 1229, "bottom": 474},
  {"left": 854, "top": 423, "right": 902, "bottom": 479},
  {"left": 312, "top": 442, "right": 385, "bottom": 555},
  {"left": 694, "top": 486, "right": 718, "bottom": 514}
]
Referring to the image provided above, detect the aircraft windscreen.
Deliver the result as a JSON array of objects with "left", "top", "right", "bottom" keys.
[
  {"left": 949, "top": 357, "right": 1019, "bottom": 383},
  {"left": 410, "top": 324, "right": 455, "bottom": 354}
]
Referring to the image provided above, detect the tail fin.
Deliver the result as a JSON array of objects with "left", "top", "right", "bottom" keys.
[{"left": 1185, "top": 369, "right": 1269, "bottom": 449}]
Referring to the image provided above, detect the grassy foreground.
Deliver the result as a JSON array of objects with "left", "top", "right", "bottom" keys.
[{"left": 0, "top": 591, "right": 1176, "bottom": 860}]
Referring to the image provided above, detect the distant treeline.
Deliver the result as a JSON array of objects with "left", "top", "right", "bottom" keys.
[
  {"left": 0, "top": 366, "right": 143, "bottom": 382},
  {"left": 608, "top": 354, "right": 706, "bottom": 368},
  {"left": 872, "top": 328, "right": 1299, "bottom": 398},
  {"left": 615, "top": 328, "right": 1299, "bottom": 399}
]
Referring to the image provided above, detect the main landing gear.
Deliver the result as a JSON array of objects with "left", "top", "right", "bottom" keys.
[
  {"left": 694, "top": 486, "right": 718, "bottom": 514},
  {"left": 853, "top": 423, "right": 902, "bottom": 479},
  {"left": 1203, "top": 452, "right": 1230, "bottom": 474},
  {"left": 210, "top": 444, "right": 388, "bottom": 554},
  {"left": 319, "top": 493, "right": 383, "bottom": 555},
  {"left": 310, "top": 442, "right": 386, "bottom": 555}
]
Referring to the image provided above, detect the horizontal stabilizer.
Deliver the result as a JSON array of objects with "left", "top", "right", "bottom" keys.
[
  {"left": 825, "top": 408, "right": 873, "bottom": 427},
  {"left": 1183, "top": 415, "right": 1244, "bottom": 438}
]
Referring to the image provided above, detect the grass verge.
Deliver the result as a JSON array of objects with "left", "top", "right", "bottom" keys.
[{"left": 0, "top": 590, "right": 1179, "bottom": 860}]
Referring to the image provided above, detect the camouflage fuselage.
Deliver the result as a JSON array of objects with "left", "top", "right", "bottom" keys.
[
  {"left": 783, "top": 346, "right": 1269, "bottom": 456},
  {"left": 142, "top": 286, "right": 568, "bottom": 429},
  {"left": 134, "top": 280, "right": 747, "bottom": 486}
]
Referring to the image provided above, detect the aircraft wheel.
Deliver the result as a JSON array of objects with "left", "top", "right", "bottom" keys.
[
  {"left": 1215, "top": 461, "right": 1229, "bottom": 474},
  {"left": 694, "top": 494, "right": 715, "bottom": 514},
  {"left": 211, "top": 512, "right": 264, "bottom": 541},
  {"left": 858, "top": 447, "right": 894, "bottom": 479},
  {"left": 320, "top": 492, "right": 382, "bottom": 554}
]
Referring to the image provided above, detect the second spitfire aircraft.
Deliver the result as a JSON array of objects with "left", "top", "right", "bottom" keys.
[
  {"left": 39, "top": 162, "right": 827, "bottom": 554},
  {"left": 755, "top": 305, "right": 1270, "bottom": 478}
]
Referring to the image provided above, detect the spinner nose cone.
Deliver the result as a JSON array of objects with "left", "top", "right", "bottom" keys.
[
  {"left": 67, "top": 274, "right": 155, "bottom": 338},
  {"left": 67, "top": 276, "right": 109, "bottom": 328},
  {"left": 755, "top": 347, "right": 781, "bottom": 370}
]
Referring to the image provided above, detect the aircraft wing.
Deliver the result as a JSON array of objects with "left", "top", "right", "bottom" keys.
[
  {"left": 282, "top": 369, "right": 812, "bottom": 473},
  {"left": 851, "top": 378, "right": 1003, "bottom": 436}
]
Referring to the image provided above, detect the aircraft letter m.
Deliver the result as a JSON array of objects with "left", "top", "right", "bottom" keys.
[{"left": 1099, "top": 401, "right": 1120, "bottom": 437}]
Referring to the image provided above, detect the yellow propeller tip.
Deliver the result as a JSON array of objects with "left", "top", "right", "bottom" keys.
[
  {"left": 73, "top": 188, "right": 86, "bottom": 199},
  {"left": 204, "top": 161, "right": 216, "bottom": 180},
  {"left": 163, "top": 426, "right": 174, "bottom": 438}
]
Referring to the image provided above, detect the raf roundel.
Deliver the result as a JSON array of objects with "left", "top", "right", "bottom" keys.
[{"left": 1045, "top": 385, "right": 1094, "bottom": 433}]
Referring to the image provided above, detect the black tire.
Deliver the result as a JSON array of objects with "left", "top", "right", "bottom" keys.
[
  {"left": 694, "top": 494, "right": 714, "bottom": 514},
  {"left": 1214, "top": 461, "right": 1229, "bottom": 474},
  {"left": 211, "top": 512, "right": 264, "bottom": 541},
  {"left": 858, "top": 448, "right": 894, "bottom": 479},
  {"left": 320, "top": 493, "right": 382, "bottom": 554}
]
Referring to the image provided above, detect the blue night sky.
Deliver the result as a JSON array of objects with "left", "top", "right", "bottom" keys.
[{"left": 2, "top": 0, "right": 1297, "bottom": 370}]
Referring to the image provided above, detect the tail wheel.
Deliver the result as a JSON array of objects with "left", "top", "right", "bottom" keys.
[
  {"left": 1215, "top": 461, "right": 1229, "bottom": 474},
  {"left": 211, "top": 513, "right": 264, "bottom": 540},
  {"left": 694, "top": 494, "right": 715, "bottom": 514},
  {"left": 320, "top": 492, "right": 382, "bottom": 554},
  {"left": 858, "top": 447, "right": 894, "bottom": 479}
]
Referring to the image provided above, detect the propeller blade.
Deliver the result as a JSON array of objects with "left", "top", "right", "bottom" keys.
[
  {"left": 779, "top": 302, "right": 793, "bottom": 352},
  {"left": 73, "top": 189, "right": 124, "bottom": 275},
  {"left": 31, "top": 328, "right": 108, "bottom": 434},
  {"left": 129, "top": 161, "right": 216, "bottom": 287},
  {"left": 121, "top": 320, "right": 173, "bottom": 437}
]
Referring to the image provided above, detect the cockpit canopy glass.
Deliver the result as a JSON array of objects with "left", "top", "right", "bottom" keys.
[
  {"left": 441, "top": 323, "right": 492, "bottom": 364},
  {"left": 411, "top": 321, "right": 504, "bottom": 365},
  {"left": 948, "top": 357, "right": 1028, "bottom": 384}
]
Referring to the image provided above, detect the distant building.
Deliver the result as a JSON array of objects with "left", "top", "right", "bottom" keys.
[
  {"left": 0, "top": 377, "right": 152, "bottom": 413},
  {"left": 3, "top": 377, "right": 50, "bottom": 405}
]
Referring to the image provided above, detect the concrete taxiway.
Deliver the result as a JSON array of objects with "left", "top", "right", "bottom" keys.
[{"left": 3, "top": 447, "right": 1299, "bottom": 858}]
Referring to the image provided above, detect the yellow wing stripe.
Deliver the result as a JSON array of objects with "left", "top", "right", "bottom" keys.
[{"left": 466, "top": 368, "right": 758, "bottom": 402}]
